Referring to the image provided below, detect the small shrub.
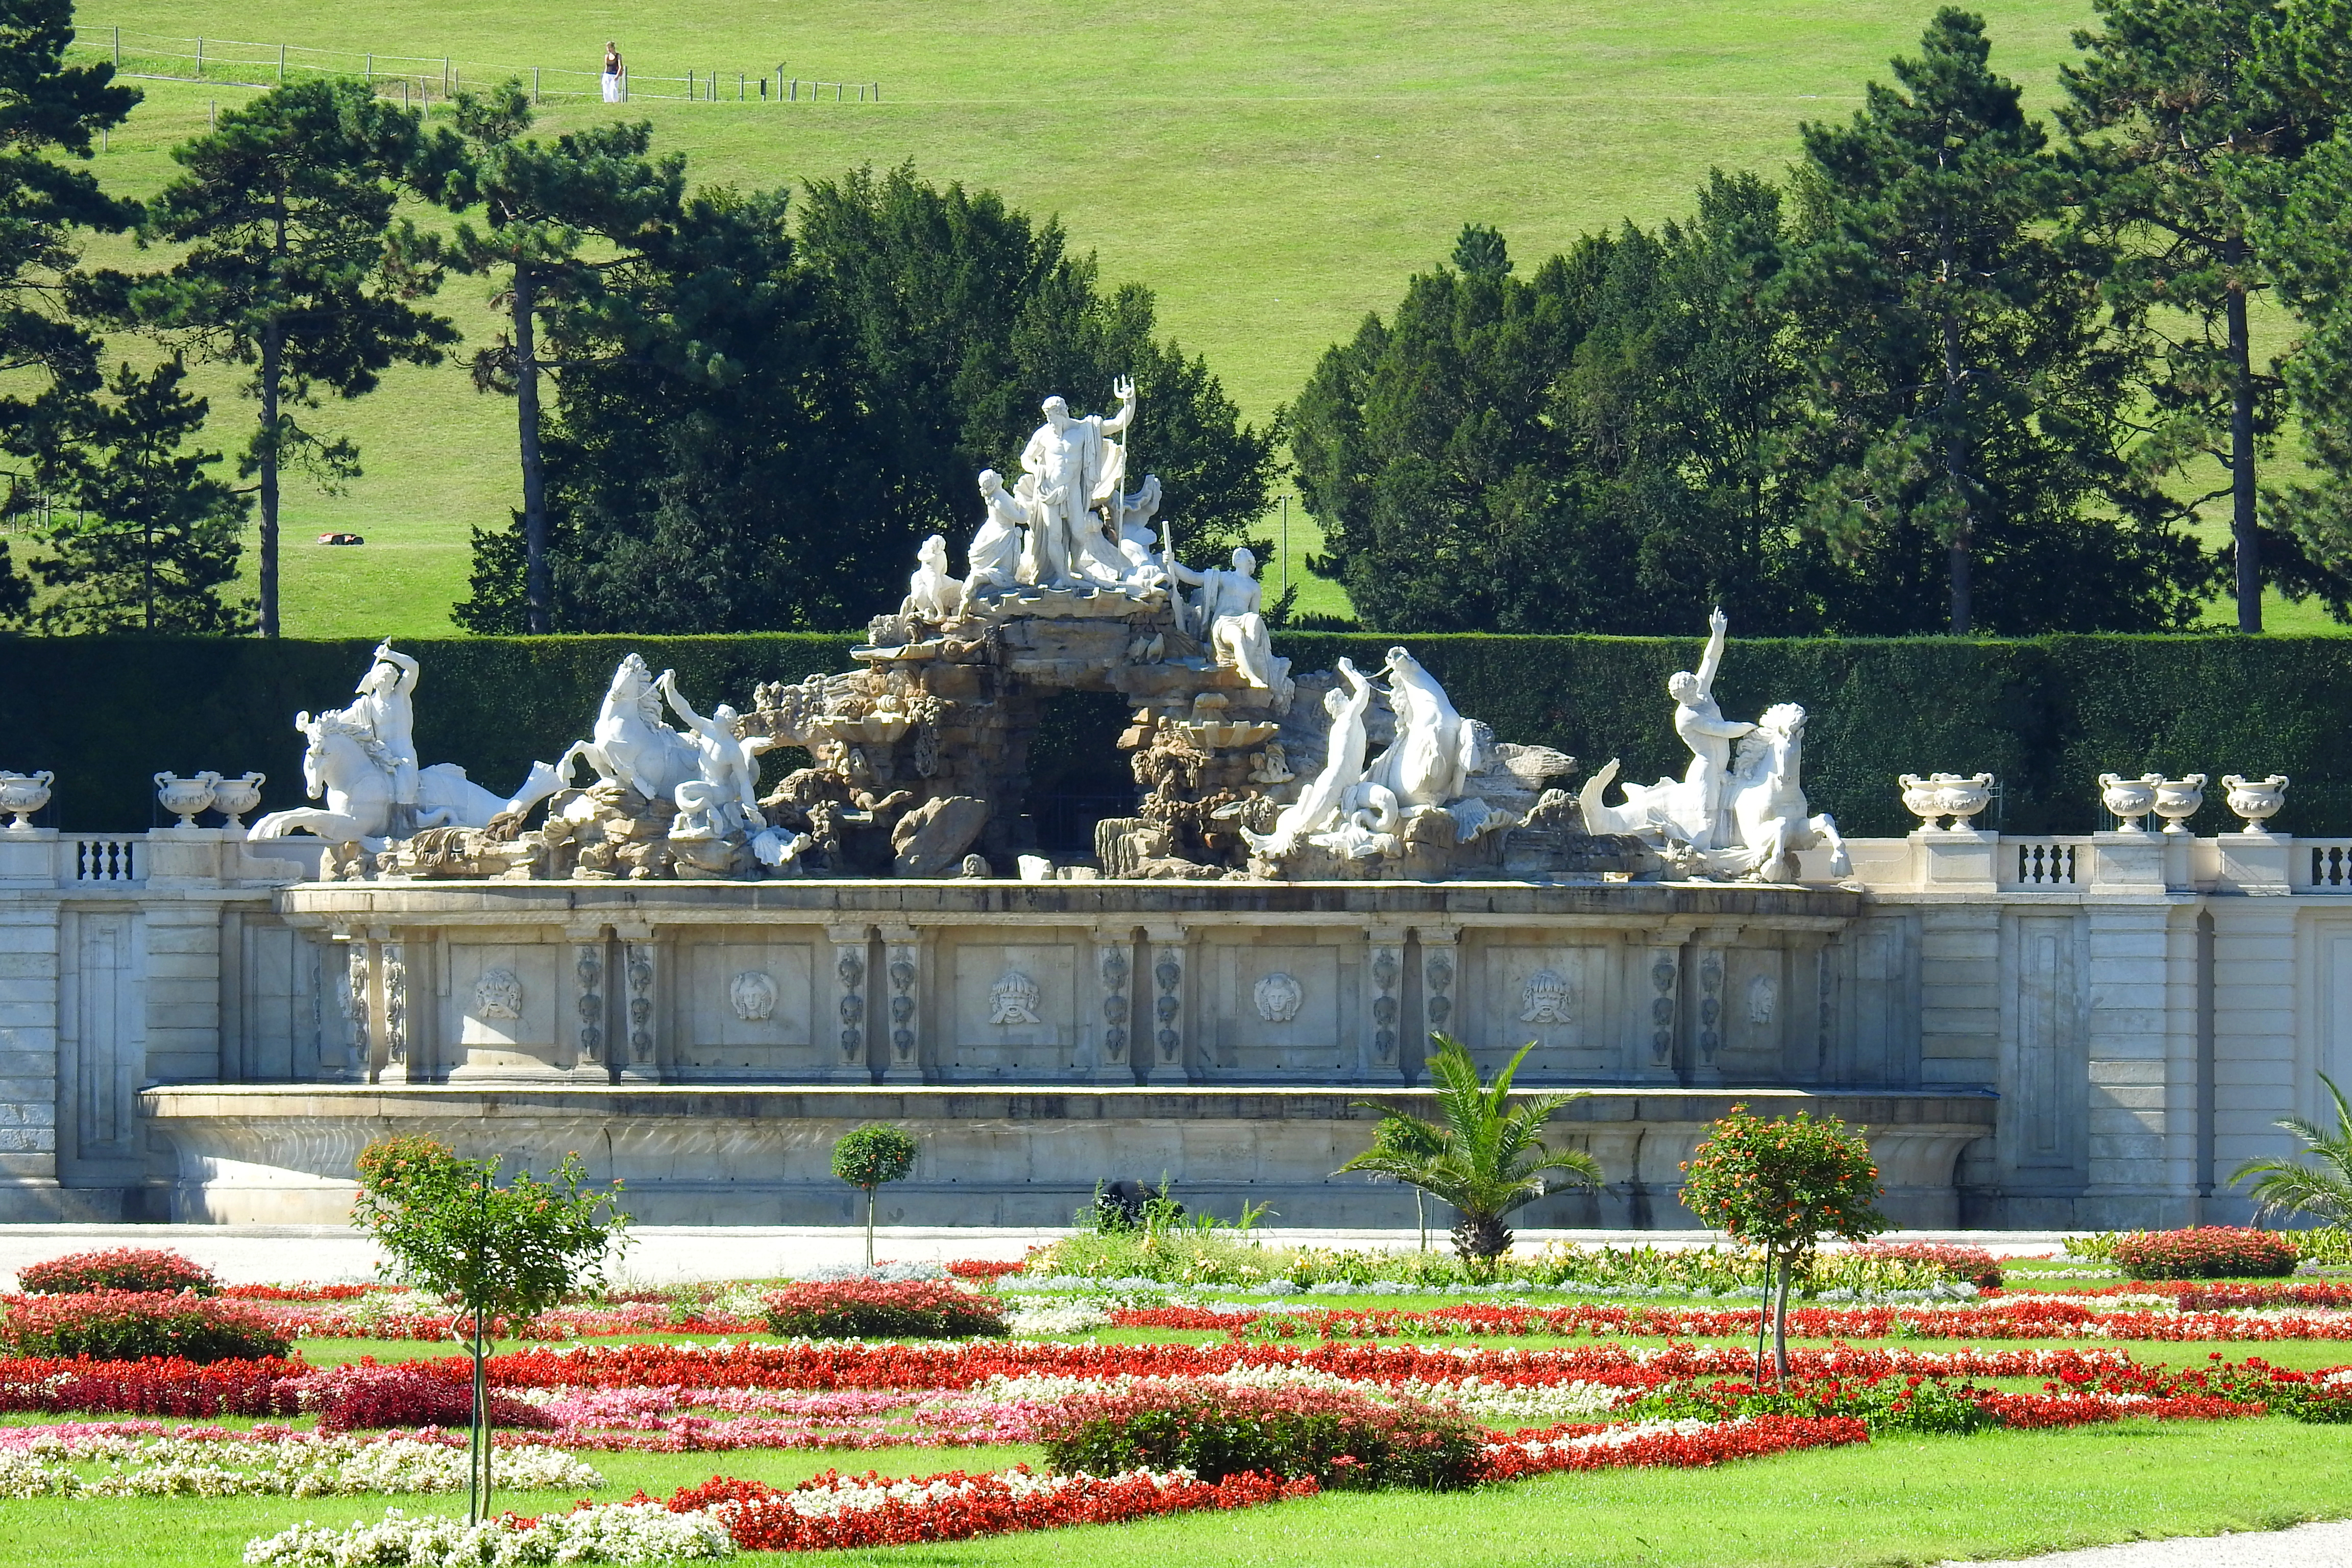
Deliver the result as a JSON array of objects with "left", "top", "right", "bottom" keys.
[
  {"left": 2293, "top": 1227, "right": 2352, "bottom": 1266},
  {"left": 762, "top": 1278, "right": 1006, "bottom": 1340},
  {"left": 1039, "top": 1380, "right": 1482, "bottom": 1488},
  {"left": 0, "top": 1290, "right": 291, "bottom": 1363},
  {"left": 2111, "top": 1227, "right": 2299, "bottom": 1280},
  {"left": 1848, "top": 1242, "right": 2003, "bottom": 1290},
  {"left": 305, "top": 1361, "right": 554, "bottom": 1433},
  {"left": 17, "top": 1247, "right": 219, "bottom": 1296}
]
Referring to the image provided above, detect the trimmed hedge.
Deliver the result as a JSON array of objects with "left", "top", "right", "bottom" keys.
[{"left": 0, "top": 631, "right": 2338, "bottom": 835}]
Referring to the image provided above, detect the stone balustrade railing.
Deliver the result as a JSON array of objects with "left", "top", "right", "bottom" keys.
[{"left": 0, "top": 826, "right": 327, "bottom": 889}]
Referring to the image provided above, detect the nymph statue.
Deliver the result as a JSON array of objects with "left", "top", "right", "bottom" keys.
[{"left": 1170, "top": 546, "right": 1290, "bottom": 702}]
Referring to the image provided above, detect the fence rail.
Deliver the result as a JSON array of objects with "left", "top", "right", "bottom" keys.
[{"left": 68, "top": 26, "right": 879, "bottom": 106}]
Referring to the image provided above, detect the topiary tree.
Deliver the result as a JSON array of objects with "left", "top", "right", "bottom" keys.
[
  {"left": 1336, "top": 1037, "right": 1599, "bottom": 1280},
  {"left": 1679, "top": 1106, "right": 1889, "bottom": 1380},
  {"left": 350, "top": 1135, "right": 628, "bottom": 1524},
  {"left": 833, "top": 1124, "right": 918, "bottom": 1267}
]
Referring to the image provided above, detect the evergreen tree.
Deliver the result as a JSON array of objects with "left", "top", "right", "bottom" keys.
[
  {"left": 420, "top": 83, "right": 684, "bottom": 634},
  {"left": 2234, "top": 0, "right": 2352, "bottom": 585},
  {"left": 2061, "top": 0, "right": 2332, "bottom": 629},
  {"left": 794, "top": 163, "right": 1279, "bottom": 571},
  {"left": 33, "top": 358, "right": 252, "bottom": 633},
  {"left": 0, "top": 0, "right": 139, "bottom": 618},
  {"left": 1783, "top": 8, "right": 2206, "bottom": 633},
  {"left": 118, "top": 80, "right": 454, "bottom": 636}
]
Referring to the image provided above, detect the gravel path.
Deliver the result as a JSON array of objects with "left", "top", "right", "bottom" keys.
[{"left": 1940, "top": 1521, "right": 2352, "bottom": 1566}]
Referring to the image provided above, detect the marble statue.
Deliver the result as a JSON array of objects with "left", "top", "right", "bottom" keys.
[
  {"left": 1019, "top": 378, "right": 1135, "bottom": 586},
  {"left": 548, "top": 654, "right": 704, "bottom": 807},
  {"left": 1170, "top": 546, "right": 1291, "bottom": 702},
  {"left": 1242, "top": 658, "right": 1375, "bottom": 859},
  {"left": 250, "top": 708, "right": 512, "bottom": 849},
  {"left": 964, "top": 470, "right": 1031, "bottom": 601},
  {"left": 1364, "top": 647, "right": 1474, "bottom": 809},
  {"left": 251, "top": 644, "right": 533, "bottom": 849},
  {"left": 658, "top": 670, "right": 805, "bottom": 871},
  {"left": 1116, "top": 474, "right": 1166, "bottom": 587},
  {"left": 1579, "top": 613, "right": 1848, "bottom": 881},
  {"left": 904, "top": 534, "right": 963, "bottom": 622}
]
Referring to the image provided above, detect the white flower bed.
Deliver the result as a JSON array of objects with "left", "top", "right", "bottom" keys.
[
  {"left": 0, "top": 1435, "right": 601, "bottom": 1499},
  {"left": 244, "top": 1503, "right": 732, "bottom": 1566},
  {"left": 1005, "top": 1301, "right": 1113, "bottom": 1336},
  {"left": 733, "top": 1464, "right": 1200, "bottom": 1525}
]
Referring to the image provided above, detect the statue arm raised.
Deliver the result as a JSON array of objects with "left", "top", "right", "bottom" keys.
[
  {"left": 657, "top": 671, "right": 720, "bottom": 741},
  {"left": 1101, "top": 376, "right": 1137, "bottom": 435},
  {"left": 1695, "top": 608, "right": 1728, "bottom": 698}
]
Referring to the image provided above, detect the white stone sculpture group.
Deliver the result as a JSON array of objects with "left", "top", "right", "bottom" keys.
[
  {"left": 1578, "top": 610, "right": 1850, "bottom": 882},
  {"left": 894, "top": 379, "right": 1290, "bottom": 702}
]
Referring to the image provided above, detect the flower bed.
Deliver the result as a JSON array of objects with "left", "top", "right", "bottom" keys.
[
  {"left": 1850, "top": 1243, "right": 2003, "bottom": 1290},
  {"left": 0, "top": 1354, "right": 304, "bottom": 1416},
  {"left": 0, "top": 1430, "right": 603, "bottom": 1498},
  {"left": 0, "top": 1290, "right": 293, "bottom": 1362},
  {"left": 1475, "top": 1414, "right": 1869, "bottom": 1480},
  {"left": 1038, "top": 1380, "right": 1484, "bottom": 1488},
  {"left": 763, "top": 1279, "right": 1008, "bottom": 1340},
  {"left": 15, "top": 1248, "right": 219, "bottom": 1296},
  {"left": 668, "top": 1464, "right": 1316, "bottom": 1552},
  {"left": 246, "top": 1502, "right": 733, "bottom": 1566},
  {"left": 2109, "top": 1228, "right": 2300, "bottom": 1280},
  {"left": 306, "top": 1361, "right": 556, "bottom": 1433}
]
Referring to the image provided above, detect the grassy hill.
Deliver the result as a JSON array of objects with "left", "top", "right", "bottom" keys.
[{"left": 39, "top": 0, "right": 2317, "bottom": 637}]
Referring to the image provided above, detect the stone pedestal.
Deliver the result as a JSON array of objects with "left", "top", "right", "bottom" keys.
[
  {"left": 2089, "top": 831, "right": 2166, "bottom": 891},
  {"left": 2215, "top": 832, "right": 2292, "bottom": 896},
  {"left": 1914, "top": 829, "right": 2000, "bottom": 893}
]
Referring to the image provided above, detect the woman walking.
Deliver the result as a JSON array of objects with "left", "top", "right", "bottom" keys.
[{"left": 600, "top": 40, "right": 625, "bottom": 103}]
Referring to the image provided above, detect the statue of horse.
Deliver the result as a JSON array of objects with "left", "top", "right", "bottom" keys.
[
  {"left": 250, "top": 712, "right": 511, "bottom": 848},
  {"left": 1708, "top": 703, "right": 1849, "bottom": 881},
  {"left": 548, "top": 654, "right": 704, "bottom": 806}
]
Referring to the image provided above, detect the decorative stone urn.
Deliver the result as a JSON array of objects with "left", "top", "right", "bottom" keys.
[
  {"left": 2151, "top": 774, "right": 2208, "bottom": 835},
  {"left": 2220, "top": 773, "right": 2289, "bottom": 834},
  {"left": 2098, "top": 773, "right": 2164, "bottom": 832},
  {"left": 1899, "top": 772, "right": 1994, "bottom": 832},
  {"left": 208, "top": 772, "right": 266, "bottom": 829},
  {"left": 0, "top": 770, "right": 53, "bottom": 830},
  {"left": 154, "top": 771, "right": 222, "bottom": 827}
]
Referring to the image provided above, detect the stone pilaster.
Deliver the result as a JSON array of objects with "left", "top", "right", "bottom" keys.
[
  {"left": 878, "top": 924, "right": 924, "bottom": 1082},
  {"left": 1690, "top": 941, "right": 1727, "bottom": 1081},
  {"left": 1143, "top": 923, "right": 1189, "bottom": 1084},
  {"left": 2082, "top": 899, "right": 2194, "bottom": 1227},
  {"left": 570, "top": 932, "right": 610, "bottom": 1080},
  {"left": 378, "top": 936, "right": 414, "bottom": 1083},
  {"left": 618, "top": 933, "right": 660, "bottom": 1083},
  {"left": 0, "top": 907, "right": 62, "bottom": 1191},
  {"left": 1089, "top": 926, "right": 1137, "bottom": 1084},
  {"left": 1643, "top": 942, "right": 1682, "bottom": 1077},
  {"left": 1417, "top": 926, "right": 1458, "bottom": 1071},
  {"left": 827, "top": 924, "right": 872, "bottom": 1081},
  {"left": 1363, "top": 926, "right": 1406, "bottom": 1079}
]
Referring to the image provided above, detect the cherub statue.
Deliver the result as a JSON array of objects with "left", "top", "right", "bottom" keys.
[{"left": 903, "top": 533, "right": 962, "bottom": 622}]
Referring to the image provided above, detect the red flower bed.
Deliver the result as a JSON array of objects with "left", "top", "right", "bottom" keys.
[
  {"left": 663, "top": 1465, "right": 1318, "bottom": 1552},
  {"left": 0, "top": 1290, "right": 293, "bottom": 1362},
  {"left": 218, "top": 1283, "right": 383, "bottom": 1303},
  {"left": 475, "top": 1337, "right": 2144, "bottom": 1395},
  {"left": 945, "top": 1260, "right": 1026, "bottom": 1283},
  {"left": 2111, "top": 1228, "right": 2299, "bottom": 1280},
  {"left": 763, "top": 1280, "right": 1008, "bottom": 1341},
  {"left": 2170, "top": 1281, "right": 2352, "bottom": 1312},
  {"left": 0, "top": 1355, "right": 304, "bottom": 1416},
  {"left": 1850, "top": 1242, "right": 2004, "bottom": 1290},
  {"left": 305, "top": 1360, "right": 554, "bottom": 1433},
  {"left": 16, "top": 1248, "right": 219, "bottom": 1296},
  {"left": 1476, "top": 1415, "right": 1869, "bottom": 1481}
]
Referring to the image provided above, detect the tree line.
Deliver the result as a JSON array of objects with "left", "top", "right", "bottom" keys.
[
  {"left": 0, "top": 0, "right": 1276, "bottom": 636},
  {"left": 1294, "top": 2, "right": 2352, "bottom": 634},
  {"left": 6, "top": 0, "right": 2352, "bottom": 638}
]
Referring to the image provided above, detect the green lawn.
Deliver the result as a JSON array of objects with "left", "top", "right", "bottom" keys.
[
  {"left": 44, "top": 0, "right": 2120, "bottom": 636},
  {"left": 0, "top": 1423, "right": 2342, "bottom": 1567}
]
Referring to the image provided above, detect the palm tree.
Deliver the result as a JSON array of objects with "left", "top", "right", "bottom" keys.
[
  {"left": 1338, "top": 1036, "right": 1600, "bottom": 1277},
  {"left": 2232, "top": 1074, "right": 2352, "bottom": 1228}
]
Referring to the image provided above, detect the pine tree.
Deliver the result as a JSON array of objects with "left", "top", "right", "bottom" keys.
[
  {"left": 33, "top": 358, "right": 252, "bottom": 633},
  {"left": 118, "top": 79, "right": 454, "bottom": 636},
  {"left": 0, "top": 0, "right": 139, "bottom": 619},
  {"left": 418, "top": 82, "right": 684, "bottom": 635},
  {"left": 1783, "top": 8, "right": 2205, "bottom": 633},
  {"left": 2061, "top": 0, "right": 2331, "bottom": 630},
  {"left": 2234, "top": 0, "right": 2352, "bottom": 582}
]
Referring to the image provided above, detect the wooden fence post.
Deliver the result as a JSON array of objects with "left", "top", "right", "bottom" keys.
[
  {"left": 112, "top": 26, "right": 119, "bottom": 66},
  {"left": 195, "top": 36, "right": 203, "bottom": 77},
  {"left": 533, "top": 66, "right": 540, "bottom": 103},
  {"left": 278, "top": 43, "right": 285, "bottom": 81}
]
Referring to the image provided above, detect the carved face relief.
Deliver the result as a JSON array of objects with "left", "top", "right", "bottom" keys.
[
  {"left": 474, "top": 967, "right": 523, "bottom": 1021},
  {"left": 1747, "top": 973, "right": 1779, "bottom": 1026},
  {"left": 988, "top": 970, "right": 1042, "bottom": 1026},
  {"left": 1520, "top": 968, "right": 1574, "bottom": 1026},
  {"left": 1254, "top": 971, "right": 1304, "bottom": 1024},
  {"left": 730, "top": 969, "right": 778, "bottom": 1023}
]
